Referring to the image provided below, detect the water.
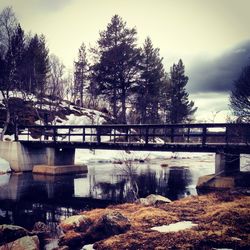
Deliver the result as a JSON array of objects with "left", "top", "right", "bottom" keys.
[{"left": 0, "top": 152, "right": 216, "bottom": 236}]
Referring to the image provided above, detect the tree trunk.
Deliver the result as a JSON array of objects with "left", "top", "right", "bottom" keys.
[
  {"left": 112, "top": 86, "right": 117, "bottom": 121},
  {"left": 121, "top": 88, "right": 126, "bottom": 124},
  {"left": 0, "top": 103, "right": 10, "bottom": 141}
]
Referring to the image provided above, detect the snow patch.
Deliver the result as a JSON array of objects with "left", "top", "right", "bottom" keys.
[
  {"left": 0, "top": 158, "right": 11, "bottom": 173},
  {"left": 151, "top": 221, "right": 198, "bottom": 233},
  {"left": 81, "top": 244, "right": 94, "bottom": 250}
]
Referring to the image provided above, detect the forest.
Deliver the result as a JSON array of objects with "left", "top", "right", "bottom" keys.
[{"left": 0, "top": 6, "right": 249, "bottom": 137}]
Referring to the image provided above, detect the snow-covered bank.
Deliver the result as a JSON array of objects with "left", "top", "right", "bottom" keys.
[{"left": 75, "top": 149, "right": 214, "bottom": 164}]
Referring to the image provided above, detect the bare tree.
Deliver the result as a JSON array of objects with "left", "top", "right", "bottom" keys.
[{"left": 47, "top": 54, "right": 65, "bottom": 99}]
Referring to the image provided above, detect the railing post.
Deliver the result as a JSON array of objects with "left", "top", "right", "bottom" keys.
[
  {"left": 125, "top": 127, "right": 129, "bottom": 142},
  {"left": 97, "top": 128, "right": 101, "bottom": 143},
  {"left": 145, "top": 126, "right": 149, "bottom": 145},
  {"left": 202, "top": 126, "right": 207, "bottom": 146},
  {"left": 53, "top": 127, "right": 57, "bottom": 143},
  {"left": 14, "top": 124, "right": 19, "bottom": 141},
  {"left": 82, "top": 127, "right": 85, "bottom": 142},
  {"left": 225, "top": 125, "right": 228, "bottom": 144},
  {"left": 171, "top": 127, "right": 174, "bottom": 143}
]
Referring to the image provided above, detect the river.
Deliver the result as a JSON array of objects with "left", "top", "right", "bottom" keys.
[{"left": 0, "top": 150, "right": 249, "bottom": 245}]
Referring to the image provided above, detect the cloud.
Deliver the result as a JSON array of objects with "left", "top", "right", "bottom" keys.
[
  {"left": 35, "top": 0, "right": 74, "bottom": 12},
  {"left": 189, "top": 92, "right": 231, "bottom": 122},
  {"left": 187, "top": 40, "right": 250, "bottom": 93}
]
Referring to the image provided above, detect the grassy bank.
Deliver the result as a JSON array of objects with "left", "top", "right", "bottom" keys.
[{"left": 76, "top": 192, "right": 250, "bottom": 249}]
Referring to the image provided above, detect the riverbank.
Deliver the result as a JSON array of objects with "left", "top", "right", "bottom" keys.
[
  {"left": 0, "top": 190, "right": 249, "bottom": 249},
  {"left": 58, "top": 191, "right": 250, "bottom": 249}
]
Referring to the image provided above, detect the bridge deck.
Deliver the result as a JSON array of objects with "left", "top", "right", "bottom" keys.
[{"left": 17, "top": 123, "right": 250, "bottom": 153}]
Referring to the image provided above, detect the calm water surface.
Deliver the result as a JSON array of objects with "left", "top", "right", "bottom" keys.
[{"left": 0, "top": 153, "right": 216, "bottom": 236}]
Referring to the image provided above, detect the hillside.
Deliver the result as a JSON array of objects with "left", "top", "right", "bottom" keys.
[{"left": 0, "top": 92, "right": 113, "bottom": 140}]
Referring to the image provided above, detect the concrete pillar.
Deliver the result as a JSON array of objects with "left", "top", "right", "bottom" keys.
[
  {"left": 215, "top": 151, "right": 240, "bottom": 176},
  {"left": 47, "top": 148, "right": 75, "bottom": 166}
]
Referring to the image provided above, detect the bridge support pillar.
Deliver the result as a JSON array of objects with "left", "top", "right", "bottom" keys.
[
  {"left": 215, "top": 151, "right": 240, "bottom": 176},
  {"left": 47, "top": 148, "right": 75, "bottom": 166}
]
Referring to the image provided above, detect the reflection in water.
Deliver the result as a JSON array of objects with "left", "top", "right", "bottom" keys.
[{"left": 0, "top": 162, "right": 203, "bottom": 235}]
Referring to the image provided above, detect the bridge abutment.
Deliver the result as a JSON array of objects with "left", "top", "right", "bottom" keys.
[
  {"left": 0, "top": 142, "right": 87, "bottom": 174},
  {"left": 215, "top": 151, "right": 240, "bottom": 176},
  {"left": 47, "top": 148, "right": 75, "bottom": 166}
]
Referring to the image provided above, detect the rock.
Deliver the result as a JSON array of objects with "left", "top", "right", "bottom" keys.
[
  {"left": 59, "top": 211, "right": 131, "bottom": 247},
  {"left": 33, "top": 221, "right": 50, "bottom": 233},
  {"left": 0, "top": 235, "right": 39, "bottom": 250},
  {"left": 83, "top": 211, "right": 131, "bottom": 243},
  {"left": 59, "top": 230, "right": 83, "bottom": 248},
  {"left": 32, "top": 221, "right": 50, "bottom": 245},
  {"left": 60, "top": 215, "right": 91, "bottom": 233},
  {"left": 136, "top": 194, "right": 171, "bottom": 206},
  {"left": 0, "top": 224, "right": 30, "bottom": 245}
]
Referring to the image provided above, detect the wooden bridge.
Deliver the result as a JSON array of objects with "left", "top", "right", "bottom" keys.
[
  {"left": 17, "top": 123, "right": 250, "bottom": 154},
  {"left": 0, "top": 123, "right": 249, "bottom": 175}
]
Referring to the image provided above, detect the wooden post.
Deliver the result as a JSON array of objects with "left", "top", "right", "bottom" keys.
[
  {"left": 202, "top": 126, "right": 206, "bottom": 146},
  {"left": 14, "top": 124, "right": 19, "bottom": 141},
  {"left": 145, "top": 126, "right": 149, "bottom": 145},
  {"left": 187, "top": 127, "right": 190, "bottom": 143},
  {"left": 53, "top": 127, "right": 57, "bottom": 143},
  {"left": 97, "top": 128, "right": 101, "bottom": 143},
  {"left": 171, "top": 127, "right": 174, "bottom": 143},
  {"left": 125, "top": 127, "right": 129, "bottom": 142},
  {"left": 225, "top": 126, "right": 228, "bottom": 144},
  {"left": 82, "top": 127, "right": 85, "bottom": 142}
]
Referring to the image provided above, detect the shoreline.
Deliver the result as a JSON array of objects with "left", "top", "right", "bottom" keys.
[{"left": 57, "top": 190, "right": 250, "bottom": 250}]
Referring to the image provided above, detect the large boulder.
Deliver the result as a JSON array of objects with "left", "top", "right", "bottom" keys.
[
  {"left": 60, "top": 215, "right": 91, "bottom": 233},
  {"left": 0, "top": 224, "right": 30, "bottom": 246},
  {"left": 59, "top": 230, "right": 83, "bottom": 249},
  {"left": 59, "top": 211, "right": 131, "bottom": 247},
  {"left": 82, "top": 211, "right": 131, "bottom": 243},
  {"left": 136, "top": 194, "right": 171, "bottom": 206},
  {"left": 0, "top": 235, "right": 39, "bottom": 250}
]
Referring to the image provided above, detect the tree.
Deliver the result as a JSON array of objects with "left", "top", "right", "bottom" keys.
[
  {"left": 91, "top": 15, "right": 141, "bottom": 123},
  {"left": 230, "top": 65, "right": 250, "bottom": 122},
  {"left": 74, "top": 43, "right": 88, "bottom": 107},
  {"left": 0, "top": 6, "right": 18, "bottom": 140},
  {"left": 134, "top": 37, "right": 167, "bottom": 124},
  {"left": 24, "top": 34, "right": 50, "bottom": 95},
  {"left": 47, "top": 54, "right": 65, "bottom": 99},
  {"left": 164, "top": 59, "right": 197, "bottom": 124}
]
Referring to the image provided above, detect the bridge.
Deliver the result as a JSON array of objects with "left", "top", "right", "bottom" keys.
[{"left": 0, "top": 123, "right": 250, "bottom": 175}]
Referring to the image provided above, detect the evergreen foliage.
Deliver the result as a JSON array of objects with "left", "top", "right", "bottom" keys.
[
  {"left": 134, "top": 37, "right": 167, "bottom": 124},
  {"left": 74, "top": 43, "right": 88, "bottom": 107},
  {"left": 91, "top": 15, "right": 141, "bottom": 123},
  {"left": 164, "top": 59, "right": 197, "bottom": 124}
]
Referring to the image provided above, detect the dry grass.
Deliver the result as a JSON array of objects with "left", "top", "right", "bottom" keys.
[{"left": 90, "top": 192, "right": 250, "bottom": 249}]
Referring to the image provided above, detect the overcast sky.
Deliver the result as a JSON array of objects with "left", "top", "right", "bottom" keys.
[{"left": 1, "top": 0, "right": 250, "bottom": 121}]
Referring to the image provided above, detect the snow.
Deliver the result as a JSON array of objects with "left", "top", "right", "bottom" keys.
[
  {"left": 81, "top": 244, "right": 94, "bottom": 250},
  {"left": 151, "top": 221, "right": 198, "bottom": 233},
  {"left": 0, "top": 158, "right": 11, "bottom": 173},
  {"left": 0, "top": 174, "right": 10, "bottom": 185}
]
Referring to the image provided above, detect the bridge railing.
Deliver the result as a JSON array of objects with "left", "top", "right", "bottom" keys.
[{"left": 17, "top": 123, "right": 250, "bottom": 146}]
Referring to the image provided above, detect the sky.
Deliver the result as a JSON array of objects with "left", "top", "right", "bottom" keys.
[{"left": 1, "top": 0, "right": 250, "bottom": 122}]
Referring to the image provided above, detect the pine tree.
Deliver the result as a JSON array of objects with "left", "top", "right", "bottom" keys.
[
  {"left": 230, "top": 65, "right": 250, "bottom": 122},
  {"left": 74, "top": 43, "right": 88, "bottom": 107},
  {"left": 91, "top": 15, "right": 141, "bottom": 123},
  {"left": 24, "top": 34, "right": 50, "bottom": 95},
  {"left": 164, "top": 59, "right": 197, "bottom": 124},
  {"left": 8, "top": 24, "right": 26, "bottom": 90},
  {"left": 135, "top": 37, "right": 166, "bottom": 124}
]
